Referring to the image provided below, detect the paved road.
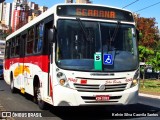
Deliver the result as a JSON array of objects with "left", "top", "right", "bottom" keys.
[{"left": 0, "top": 79, "right": 160, "bottom": 120}]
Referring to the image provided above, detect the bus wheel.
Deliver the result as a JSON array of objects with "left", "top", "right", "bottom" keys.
[
  {"left": 10, "top": 75, "right": 16, "bottom": 93},
  {"left": 34, "top": 84, "right": 47, "bottom": 110}
]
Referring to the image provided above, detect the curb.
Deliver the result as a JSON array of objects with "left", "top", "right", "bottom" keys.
[{"left": 139, "top": 93, "right": 160, "bottom": 99}]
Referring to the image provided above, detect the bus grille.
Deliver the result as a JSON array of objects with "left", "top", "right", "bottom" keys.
[{"left": 74, "top": 83, "right": 127, "bottom": 92}]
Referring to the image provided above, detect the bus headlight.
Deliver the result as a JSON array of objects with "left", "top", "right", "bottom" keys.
[
  {"left": 57, "top": 72, "right": 70, "bottom": 87},
  {"left": 131, "top": 79, "right": 138, "bottom": 87},
  {"left": 59, "top": 79, "right": 66, "bottom": 86},
  {"left": 131, "top": 70, "right": 139, "bottom": 88}
]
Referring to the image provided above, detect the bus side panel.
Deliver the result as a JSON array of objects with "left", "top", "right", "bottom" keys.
[
  {"left": 11, "top": 57, "right": 24, "bottom": 90},
  {"left": 4, "top": 57, "right": 23, "bottom": 88},
  {"left": 23, "top": 55, "right": 49, "bottom": 95}
]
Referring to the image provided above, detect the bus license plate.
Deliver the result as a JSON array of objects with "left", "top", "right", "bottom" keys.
[{"left": 96, "top": 95, "right": 110, "bottom": 101}]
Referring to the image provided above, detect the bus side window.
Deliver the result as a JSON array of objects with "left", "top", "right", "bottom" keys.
[
  {"left": 15, "top": 35, "right": 20, "bottom": 56},
  {"left": 5, "top": 41, "right": 10, "bottom": 59},
  {"left": 11, "top": 38, "right": 15, "bottom": 57},
  {"left": 34, "top": 23, "right": 44, "bottom": 53},
  {"left": 27, "top": 27, "right": 34, "bottom": 54}
]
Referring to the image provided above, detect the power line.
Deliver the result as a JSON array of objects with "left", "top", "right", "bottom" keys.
[
  {"left": 135, "top": 1, "right": 160, "bottom": 12},
  {"left": 122, "top": 0, "right": 140, "bottom": 9}
]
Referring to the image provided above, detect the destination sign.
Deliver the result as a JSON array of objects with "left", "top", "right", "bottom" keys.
[{"left": 57, "top": 5, "right": 134, "bottom": 22}]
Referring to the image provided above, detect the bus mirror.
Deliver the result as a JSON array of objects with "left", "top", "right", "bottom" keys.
[
  {"left": 136, "top": 29, "right": 139, "bottom": 41},
  {"left": 48, "top": 28, "right": 55, "bottom": 43}
]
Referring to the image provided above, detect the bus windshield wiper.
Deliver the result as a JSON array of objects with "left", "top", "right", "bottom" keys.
[
  {"left": 107, "top": 21, "right": 121, "bottom": 51},
  {"left": 76, "top": 17, "right": 89, "bottom": 41},
  {"left": 108, "top": 21, "right": 121, "bottom": 63},
  {"left": 111, "top": 21, "right": 120, "bottom": 44}
]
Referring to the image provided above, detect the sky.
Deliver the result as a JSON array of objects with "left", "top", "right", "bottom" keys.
[{"left": 5, "top": 0, "right": 160, "bottom": 28}]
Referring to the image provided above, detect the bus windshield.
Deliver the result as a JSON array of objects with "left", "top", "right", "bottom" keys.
[{"left": 56, "top": 19, "right": 138, "bottom": 72}]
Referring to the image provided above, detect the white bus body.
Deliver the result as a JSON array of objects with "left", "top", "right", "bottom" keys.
[{"left": 4, "top": 3, "right": 139, "bottom": 108}]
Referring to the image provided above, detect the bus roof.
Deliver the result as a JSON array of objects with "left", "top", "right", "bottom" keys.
[{"left": 6, "top": 3, "right": 133, "bottom": 41}]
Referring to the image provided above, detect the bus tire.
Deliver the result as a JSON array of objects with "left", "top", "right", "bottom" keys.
[
  {"left": 34, "top": 83, "right": 47, "bottom": 110},
  {"left": 10, "top": 74, "right": 16, "bottom": 93}
]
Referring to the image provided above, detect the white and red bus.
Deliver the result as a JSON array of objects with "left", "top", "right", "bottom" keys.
[{"left": 4, "top": 3, "right": 139, "bottom": 109}]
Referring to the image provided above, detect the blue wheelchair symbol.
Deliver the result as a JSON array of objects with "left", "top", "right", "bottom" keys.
[{"left": 103, "top": 54, "right": 113, "bottom": 65}]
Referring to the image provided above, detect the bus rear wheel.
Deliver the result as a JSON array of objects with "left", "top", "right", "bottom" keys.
[
  {"left": 10, "top": 75, "right": 16, "bottom": 93},
  {"left": 34, "top": 84, "right": 47, "bottom": 110}
]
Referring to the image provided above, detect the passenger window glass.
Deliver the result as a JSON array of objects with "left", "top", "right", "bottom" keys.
[
  {"left": 15, "top": 36, "right": 20, "bottom": 56},
  {"left": 27, "top": 28, "right": 34, "bottom": 54},
  {"left": 10, "top": 36, "right": 20, "bottom": 57},
  {"left": 5, "top": 41, "right": 10, "bottom": 58},
  {"left": 11, "top": 38, "right": 15, "bottom": 57},
  {"left": 34, "top": 23, "right": 44, "bottom": 53}
]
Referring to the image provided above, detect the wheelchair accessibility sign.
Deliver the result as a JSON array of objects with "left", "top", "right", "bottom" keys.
[{"left": 103, "top": 54, "right": 113, "bottom": 65}]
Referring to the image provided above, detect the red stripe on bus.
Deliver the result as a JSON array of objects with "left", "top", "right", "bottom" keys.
[{"left": 4, "top": 55, "right": 49, "bottom": 72}]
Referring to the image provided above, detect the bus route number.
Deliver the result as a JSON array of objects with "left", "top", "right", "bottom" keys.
[{"left": 95, "top": 54, "right": 101, "bottom": 61}]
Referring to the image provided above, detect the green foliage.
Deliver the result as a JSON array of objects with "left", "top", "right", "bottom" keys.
[
  {"left": 138, "top": 45, "right": 154, "bottom": 62},
  {"left": 147, "top": 52, "right": 160, "bottom": 72},
  {"left": 154, "top": 40, "right": 160, "bottom": 51},
  {"left": 138, "top": 45, "right": 160, "bottom": 72}
]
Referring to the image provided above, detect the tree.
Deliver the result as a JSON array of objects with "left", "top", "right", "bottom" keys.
[
  {"left": 139, "top": 45, "right": 160, "bottom": 81},
  {"left": 134, "top": 14, "right": 160, "bottom": 81},
  {"left": 134, "top": 14, "right": 160, "bottom": 48},
  {"left": 147, "top": 51, "right": 160, "bottom": 80},
  {"left": 154, "top": 39, "right": 160, "bottom": 51},
  {"left": 138, "top": 45, "right": 154, "bottom": 87},
  {"left": 138, "top": 45, "right": 154, "bottom": 62}
]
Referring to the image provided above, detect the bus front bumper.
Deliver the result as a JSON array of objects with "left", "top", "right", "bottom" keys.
[{"left": 53, "top": 84, "right": 139, "bottom": 106}]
